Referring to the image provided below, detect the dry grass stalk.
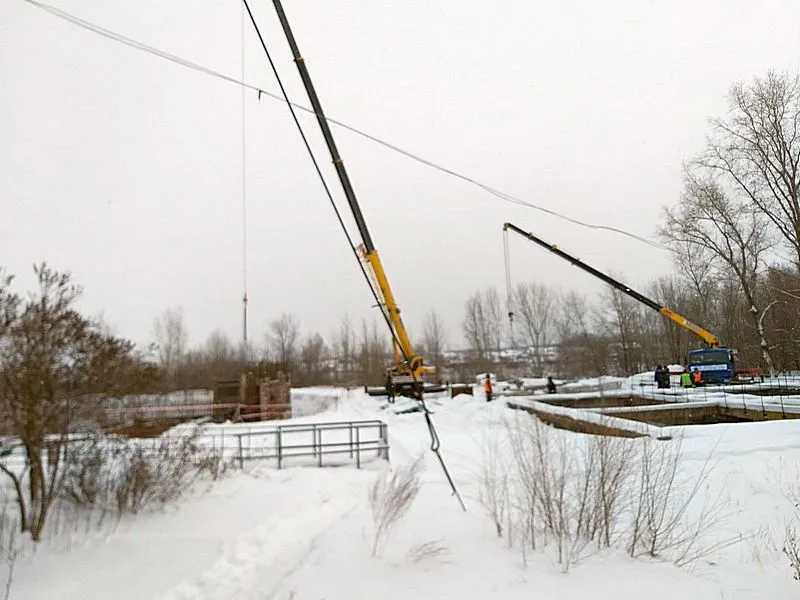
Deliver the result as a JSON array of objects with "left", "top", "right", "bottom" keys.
[{"left": 368, "top": 455, "right": 423, "bottom": 557}]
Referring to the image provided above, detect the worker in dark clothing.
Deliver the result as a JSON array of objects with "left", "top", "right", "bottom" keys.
[
  {"left": 385, "top": 372, "right": 395, "bottom": 403},
  {"left": 546, "top": 376, "right": 557, "bottom": 394},
  {"left": 483, "top": 374, "right": 493, "bottom": 402},
  {"left": 654, "top": 365, "right": 669, "bottom": 389}
]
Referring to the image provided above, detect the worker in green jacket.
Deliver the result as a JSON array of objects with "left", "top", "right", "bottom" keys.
[{"left": 680, "top": 370, "right": 693, "bottom": 388}]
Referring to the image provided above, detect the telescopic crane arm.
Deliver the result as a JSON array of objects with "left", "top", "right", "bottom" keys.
[
  {"left": 271, "top": 0, "right": 427, "bottom": 381},
  {"left": 502, "top": 222, "right": 720, "bottom": 348}
]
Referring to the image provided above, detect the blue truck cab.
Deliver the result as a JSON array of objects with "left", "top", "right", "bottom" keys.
[{"left": 686, "top": 347, "right": 735, "bottom": 385}]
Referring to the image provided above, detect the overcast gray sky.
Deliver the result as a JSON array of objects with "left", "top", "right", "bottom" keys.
[{"left": 3, "top": 0, "right": 800, "bottom": 352}]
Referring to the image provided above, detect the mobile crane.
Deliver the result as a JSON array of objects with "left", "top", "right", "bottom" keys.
[
  {"left": 503, "top": 222, "right": 737, "bottom": 384},
  {"left": 264, "top": 2, "right": 464, "bottom": 512},
  {"left": 267, "top": 1, "right": 432, "bottom": 399}
]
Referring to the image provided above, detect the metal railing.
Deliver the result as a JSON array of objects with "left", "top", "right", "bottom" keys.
[
  {"left": 228, "top": 419, "right": 389, "bottom": 469},
  {"left": 0, "top": 420, "right": 391, "bottom": 473}
]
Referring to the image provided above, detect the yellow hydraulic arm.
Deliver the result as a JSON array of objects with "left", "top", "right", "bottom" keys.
[
  {"left": 503, "top": 222, "right": 720, "bottom": 348},
  {"left": 658, "top": 307, "right": 719, "bottom": 347},
  {"left": 358, "top": 244, "right": 429, "bottom": 379}
]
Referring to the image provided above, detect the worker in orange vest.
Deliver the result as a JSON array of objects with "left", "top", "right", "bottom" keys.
[
  {"left": 483, "top": 374, "right": 493, "bottom": 402},
  {"left": 691, "top": 368, "right": 704, "bottom": 386}
]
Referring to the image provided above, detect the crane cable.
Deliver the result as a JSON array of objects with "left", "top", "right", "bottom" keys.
[
  {"left": 240, "top": 2, "right": 249, "bottom": 360},
  {"left": 240, "top": 0, "right": 465, "bottom": 510},
  {"left": 503, "top": 227, "right": 515, "bottom": 340}
]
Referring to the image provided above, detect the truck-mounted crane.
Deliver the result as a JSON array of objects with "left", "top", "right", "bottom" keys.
[{"left": 503, "top": 222, "right": 737, "bottom": 384}]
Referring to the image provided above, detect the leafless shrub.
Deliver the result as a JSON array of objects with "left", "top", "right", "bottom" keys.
[
  {"left": 505, "top": 413, "right": 538, "bottom": 557},
  {"left": 476, "top": 428, "right": 509, "bottom": 538},
  {"left": 368, "top": 455, "right": 423, "bottom": 558},
  {"left": 499, "top": 414, "right": 736, "bottom": 572},
  {"left": 784, "top": 525, "right": 800, "bottom": 580},
  {"left": 747, "top": 525, "right": 780, "bottom": 567},
  {"left": 627, "top": 434, "right": 736, "bottom": 567},
  {"left": 406, "top": 540, "right": 448, "bottom": 563},
  {"left": 529, "top": 421, "right": 599, "bottom": 571},
  {"left": 0, "top": 504, "right": 19, "bottom": 564},
  {"left": 1, "top": 526, "right": 17, "bottom": 600},
  {"left": 59, "top": 426, "right": 219, "bottom": 517},
  {"left": 591, "top": 431, "right": 635, "bottom": 548},
  {"left": 504, "top": 415, "right": 620, "bottom": 572},
  {"left": 0, "top": 506, "right": 18, "bottom": 600},
  {"left": 194, "top": 449, "right": 230, "bottom": 481},
  {"left": 61, "top": 435, "right": 114, "bottom": 507},
  {"left": 114, "top": 432, "right": 205, "bottom": 515},
  {"left": 781, "top": 472, "right": 800, "bottom": 580}
]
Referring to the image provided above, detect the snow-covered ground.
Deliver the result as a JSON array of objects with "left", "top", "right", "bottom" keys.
[{"left": 3, "top": 383, "right": 800, "bottom": 599}]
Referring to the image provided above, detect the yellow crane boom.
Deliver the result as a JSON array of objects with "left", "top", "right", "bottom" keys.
[{"left": 270, "top": 0, "right": 430, "bottom": 396}]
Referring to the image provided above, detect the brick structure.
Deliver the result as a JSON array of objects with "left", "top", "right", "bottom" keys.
[
  {"left": 213, "top": 369, "right": 292, "bottom": 422},
  {"left": 258, "top": 371, "right": 292, "bottom": 420}
]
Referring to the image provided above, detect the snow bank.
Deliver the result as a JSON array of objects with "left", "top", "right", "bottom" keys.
[
  {"left": 2, "top": 386, "right": 799, "bottom": 599},
  {"left": 290, "top": 386, "right": 342, "bottom": 417}
]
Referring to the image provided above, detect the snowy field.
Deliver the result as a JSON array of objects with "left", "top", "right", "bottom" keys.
[{"left": 2, "top": 380, "right": 800, "bottom": 599}]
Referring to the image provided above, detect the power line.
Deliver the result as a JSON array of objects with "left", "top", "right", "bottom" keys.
[{"left": 21, "top": 0, "right": 666, "bottom": 251}]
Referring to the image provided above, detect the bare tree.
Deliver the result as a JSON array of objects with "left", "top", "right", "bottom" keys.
[
  {"left": 205, "top": 329, "right": 233, "bottom": 364},
  {"left": 300, "top": 332, "right": 328, "bottom": 384},
  {"left": 462, "top": 287, "right": 503, "bottom": 370},
  {"left": 333, "top": 313, "right": 356, "bottom": 382},
  {"left": 765, "top": 267, "right": 800, "bottom": 369},
  {"left": 153, "top": 306, "right": 188, "bottom": 389},
  {"left": 358, "top": 318, "right": 388, "bottom": 385},
  {"left": 462, "top": 293, "right": 488, "bottom": 365},
  {"left": 511, "top": 281, "right": 556, "bottom": 375},
  {"left": 661, "top": 170, "right": 776, "bottom": 373},
  {"left": 646, "top": 272, "right": 721, "bottom": 366},
  {"left": 668, "top": 240, "right": 718, "bottom": 326},
  {"left": 599, "top": 283, "right": 645, "bottom": 375},
  {"left": 556, "top": 291, "right": 607, "bottom": 377},
  {"left": 0, "top": 264, "right": 158, "bottom": 541},
  {"left": 265, "top": 313, "right": 301, "bottom": 371},
  {"left": 421, "top": 309, "right": 447, "bottom": 377},
  {"left": 700, "top": 71, "right": 800, "bottom": 267}
]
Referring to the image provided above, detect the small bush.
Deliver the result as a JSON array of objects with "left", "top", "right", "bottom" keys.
[
  {"left": 195, "top": 450, "right": 230, "bottom": 481},
  {"left": 782, "top": 473, "right": 800, "bottom": 581},
  {"left": 627, "top": 434, "right": 735, "bottom": 567},
  {"left": 60, "top": 426, "right": 222, "bottom": 517},
  {"left": 406, "top": 540, "right": 448, "bottom": 563},
  {"left": 784, "top": 525, "right": 800, "bottom": 580},
  {"left": 504, "top": 414, "right": 623, "bottom": 571},
  {"left": 113, "top": 432, "right": 206, "bottom": 515},
  {"left": 368, "top": 455, "right": 423, "bottom": 557},
  {"left": 62, "top": 435, "right": 114, "bottom": 507},
  {"left": 492, "top": 414, "right": 732, "bottom": 573},
  {"left": 476, "top": 429, "right": 509, "bottom": 539}
]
